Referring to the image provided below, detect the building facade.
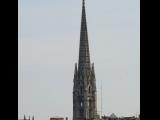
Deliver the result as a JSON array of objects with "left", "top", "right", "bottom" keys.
[
  {"left": 18, "top": 115, "right": 34, "bottom": 120},
  {"left": 73, "top": 1, "right": 98, "bottom": 120},
  {"left": 50, "top": 117, "right": 64, "bottom": 120}
]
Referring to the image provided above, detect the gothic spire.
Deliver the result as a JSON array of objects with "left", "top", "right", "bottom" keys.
[
  {"left": 73, "top": 1, "right": 98, "bottom": 120},
  {"left": 78, "top": 0, "right": 91, "bottom": 70}
]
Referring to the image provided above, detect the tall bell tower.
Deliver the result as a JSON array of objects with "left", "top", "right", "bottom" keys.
[{"left": 73, "top": 1, "right": 98, "bottom": 120}]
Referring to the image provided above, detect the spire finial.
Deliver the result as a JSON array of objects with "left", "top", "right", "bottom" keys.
[{"left": 83, "top": 0, "right": 85, "bottom": 6}]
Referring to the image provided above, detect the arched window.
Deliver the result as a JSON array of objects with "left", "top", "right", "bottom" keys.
[
  {"left": 80, "top": 87, "right": 82, "bottom": 94},
  {"left": 80, "top": 102, "right": 83, "bottom": 107},
  {"left": 89, "top": 86, "right": 91, "bottom": 93},
  {"left": 89, "top": 99, "right": 92, "bottom": 118}
]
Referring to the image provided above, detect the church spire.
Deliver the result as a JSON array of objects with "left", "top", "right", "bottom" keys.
[
  {"left": 73, "top": 1, "right": 98, "bottom": 120},
  {"left": 78, "top": 0, "right": 90, "bottom": 70}
]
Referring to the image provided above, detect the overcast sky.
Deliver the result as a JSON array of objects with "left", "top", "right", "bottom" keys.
[{"left": 18, "top": 0, "right": 140, "bottom": 120}]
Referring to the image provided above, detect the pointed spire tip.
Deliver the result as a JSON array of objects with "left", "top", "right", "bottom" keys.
[{"left": 83, "top": 0, "right": 85, "bottom": 6}]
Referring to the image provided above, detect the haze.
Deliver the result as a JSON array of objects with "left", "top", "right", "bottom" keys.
[{"left": 18, "top": 0, "right": 140, "bottom": 120}]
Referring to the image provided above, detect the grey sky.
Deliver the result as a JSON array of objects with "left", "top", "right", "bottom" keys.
[{"left": 18, "top": 0, "right": 140, "bottom": 120}]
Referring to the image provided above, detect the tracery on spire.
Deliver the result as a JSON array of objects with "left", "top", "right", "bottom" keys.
[{"left": 78, "top": 0, "right": 91, "bottom": 70}]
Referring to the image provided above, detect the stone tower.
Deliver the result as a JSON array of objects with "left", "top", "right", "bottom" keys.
[{"left": 73, "top": 1, "right": 98, "bottom": 120}]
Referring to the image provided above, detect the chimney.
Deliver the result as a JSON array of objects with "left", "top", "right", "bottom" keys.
[
  {"left": 32, "top": 116, "right": 34, "bottom": 120},
  {"left": 24, "top": 115, "right": 26, "bottom": 120}
]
